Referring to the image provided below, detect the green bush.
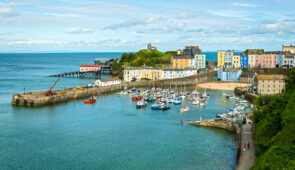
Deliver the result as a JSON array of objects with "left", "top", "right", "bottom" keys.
[{"left": 251, "top": 68, "right": 295, "bottom": 169}]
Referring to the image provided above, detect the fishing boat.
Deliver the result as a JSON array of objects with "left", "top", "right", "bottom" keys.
[
  {"left": 173, "top": 100, "right": 182, "bottom": 105},
  {"left": 84, "top": 96, "right": 96, "bottom": 104},
  {"left": 180, "top": 106, "right": 189, "bottom": 112},
  {"left": 159, "top": 105, "right": 171, "bottom": 111},
  {"left": 132, "top": 96, "right": 142, "bottom": 101},
  {"left": 136, "top": 100, "right": 147, "bottom": 108},
  {"left": 156, "top": 95, "right": 162, "bottom": 99},
  {"left": 167, "top": 98, "right": 173, "bottom": 103},
  {"left": 146, "top": 96, "right": 156, "bottom": 102},
  {"left": 151, "top": 104, "right": 162, "bottom": 110}
]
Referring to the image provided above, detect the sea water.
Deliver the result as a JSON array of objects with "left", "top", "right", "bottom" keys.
[{"left": 0, "top": 53, "right": 238, "bottom": 170}]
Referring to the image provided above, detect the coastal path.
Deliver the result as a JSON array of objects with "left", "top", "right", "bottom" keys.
[{"left": 236, "top": 123, "right": 255, "bottom": 170}]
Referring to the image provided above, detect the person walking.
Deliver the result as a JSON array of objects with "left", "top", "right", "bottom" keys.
[
  {"left": 243, "top": 143, "right": 246, "bottom": 151},
  {"left": 247, "top": 142, "right": 250, "bottom": 150}
]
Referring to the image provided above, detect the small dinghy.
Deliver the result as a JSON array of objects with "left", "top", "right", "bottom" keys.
[{"left": 84, "top": 96, "right": 96, "bottom": 104}]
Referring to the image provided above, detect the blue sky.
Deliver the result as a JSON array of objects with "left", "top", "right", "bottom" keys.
[{"left": 0, "top": 0, "right": 295, "bottom": 52}]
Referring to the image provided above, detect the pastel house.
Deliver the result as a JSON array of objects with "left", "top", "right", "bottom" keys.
[
  {"left": 240, "top": 55, "right": 249, "bottom": 68},
  {"left": 218, "top": 68, "right": 243, "bottom": 81}
]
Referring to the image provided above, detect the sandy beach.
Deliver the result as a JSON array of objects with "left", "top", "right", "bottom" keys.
[{"left": 196, "top": 82, "right": 251, "bottom": 91}]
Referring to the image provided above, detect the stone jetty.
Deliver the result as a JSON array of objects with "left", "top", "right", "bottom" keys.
[{"left": 186, "top": 119, "right": 240, "bottom": 133}]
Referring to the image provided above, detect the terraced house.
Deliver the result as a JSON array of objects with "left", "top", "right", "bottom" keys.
[
  {"left": 232, "top": 54, "right": 240, "bottom": 68},
  {"left": 142, "top": 68, "right": 162, "bottom": 80},
  {"left": 123, "top": 67, "right": 143, "bottom": 82},
  {"left": 124, "top": 67, "right": 199, "bottom": 82},
  {"left": 240, "top": 55, "right": 249, "bottom": 68},
  {"left": 261, "top": 54, "right": 278, "bottom": 68},
  {"left": 171, "top": 56, "right": 192, "bottom": 69},
  {"left": 218, "top": 50, "right": 234, "bottom": 68}
]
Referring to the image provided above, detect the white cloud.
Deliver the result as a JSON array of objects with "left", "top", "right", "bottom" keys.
[
  {"left": 208, "top": 10, "right": 247, "bottom": 19},
  {"left": 65, "top": 28, "right": 96, "bottom": 34},
  {"left": 7, "top": 40, "right": 69, "bottom": 46},
  {"left": 176, "top": 12, "right": 197, "bottom": 19},
  {"left": 232, "top": 2, "right": 256, "bottom": 7},
  {"left": 103, "top": 16, "right": 167, "bottom": 30},
  {"left": 0, "top": 5, "right": 18, "bottom": 17}
]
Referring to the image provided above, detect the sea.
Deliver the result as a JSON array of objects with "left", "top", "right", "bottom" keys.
[{"left": 0, "top": 52, "right": 240, "bottom": 170}]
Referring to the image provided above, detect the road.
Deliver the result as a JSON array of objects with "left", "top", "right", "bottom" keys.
[{"left": 236, "top": 123, "right": 255, "bottom": 170}]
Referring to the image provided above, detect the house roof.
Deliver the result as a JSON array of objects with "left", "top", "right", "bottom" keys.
[
  {"left": 257, "top": 75, "right": 285, "bottom": 80},
  {"left": 240, "top": 72, "right": 255, "bottom": 78},
  {"left": 286, "top": 55, "right": 295, "bottom": 59},
  {"left": 80, "top": 65, "right": 99, "bottom": 67},
  {"left": 221, "top": 68, "right": 241, "bottom": 72},
  {"left": 172, "top": 56, "right": 193, "bottom": 59}
]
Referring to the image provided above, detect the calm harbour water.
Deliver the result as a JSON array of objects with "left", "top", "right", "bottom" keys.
[{"left": 0, "top": 53, "right": 239, "bottom": 170}]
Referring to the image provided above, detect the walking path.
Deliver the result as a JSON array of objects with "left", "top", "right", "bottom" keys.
[{"left": 236, "top": 123, "right": 255, "bottom": 170}]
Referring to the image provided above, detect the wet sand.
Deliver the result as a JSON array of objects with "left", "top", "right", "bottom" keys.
[{"left": 196, "top": 82, "right": 251, "bottom": 91}]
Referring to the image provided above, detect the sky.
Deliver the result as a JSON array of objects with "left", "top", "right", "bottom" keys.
[{"left": 0, "top": 0, "right": 295, "bottom": 52}]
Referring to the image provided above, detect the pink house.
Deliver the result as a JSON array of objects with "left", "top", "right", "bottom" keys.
[
  {"left": 248, "top": 55, "right": 257, "bottom": 68},
  {"left": 255, "top": 55, "right": 262, "bottom": 68},
  {"left": 261, "top": 54, "right": 278, "bottom": 68}
]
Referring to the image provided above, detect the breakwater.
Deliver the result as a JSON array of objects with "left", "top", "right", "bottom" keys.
[{"left": 12, "top": 71, "right": 217, "bottom": 107}]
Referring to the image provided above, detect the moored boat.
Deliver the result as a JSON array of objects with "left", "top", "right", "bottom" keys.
[
  {"left": 84, "top": 96, "right": 96, "bottom": 104},
  {"left": 180, "top": 106, "right": 189, "bottom": 112},
  {"left": 173, "top": 100, "right": 182, "bottom": 105},
  {"left": 136, "top": 100, "right": 147, "bottom": 108},
  {"left": 159, "top": 105, "right": 171, "bottom": 111}
]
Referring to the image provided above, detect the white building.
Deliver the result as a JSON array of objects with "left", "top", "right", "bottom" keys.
[
  {"left": 124, "top": 67, "right": 143, "bottom": 82},
  {"left": 94, "top": 77, "right": 121, "bottom": 86},
  {"left": 80, "top": 65, "right": 100, "bottom": 72},
  {"left": 189, "top": 57, "right": 194, "bottom": 68},
  {"left": 162, "top": 69, "right": 175, "bottom": 79},
  {"left": 184, "top": 68, "right": 198, "bottom": 77},
  {"left": 193, "top": 54, "right": 206, "bottom": 69},
  {"left": 284, "top": 55, "right": 295, "bottom": 68},
  {"left": 162, "top": 68, "right": 198, "bottom": 79}
]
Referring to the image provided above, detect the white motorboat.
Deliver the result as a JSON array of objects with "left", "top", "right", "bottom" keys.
[{"left": 180, "top": 106, "right": 189, "bottom": 112}]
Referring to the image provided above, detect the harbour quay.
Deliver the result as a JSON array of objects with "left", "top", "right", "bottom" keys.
[{"left": 11, "top": 71, "right": 217, "bottom": 107}]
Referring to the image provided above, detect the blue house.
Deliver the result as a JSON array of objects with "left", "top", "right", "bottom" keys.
[
  {"left": 240, "top": 55, "right": 248, "bottom": 68},
  {"left": 218, "top": 68, "right": 243, "bottom": 82}
]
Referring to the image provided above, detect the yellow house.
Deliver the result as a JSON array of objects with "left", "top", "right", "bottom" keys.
[
  {"left": 232, "top": 55, "right": 240, "bottom": 68},
  {"left": 142, "top": 68, "right": 163, "bottom": 80},
  {"left": 217, "top": 51, "right": 225, "bottom": 67},
  {"left": 171, "top": 56, "right": 191, "bottom": 69}
]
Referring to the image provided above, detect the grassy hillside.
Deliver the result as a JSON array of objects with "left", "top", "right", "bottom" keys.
[
  {"left": 112, "top": 50, "right": 172, "bottom": 70},
  {"left": 251, "top": 68, "right": 295, "bottom": 169}
]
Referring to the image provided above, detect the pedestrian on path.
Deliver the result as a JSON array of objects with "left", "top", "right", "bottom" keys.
[
  {"left": 243, "top": 143, "right": 246, "bottom": 151},
  {"left": 247, "top": 142, "right": 250, "bottom": 150}
]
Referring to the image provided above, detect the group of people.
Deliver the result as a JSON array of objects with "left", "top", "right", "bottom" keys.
[{"left": 243, "top": 142, "right": 251, "bottom": 151}]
